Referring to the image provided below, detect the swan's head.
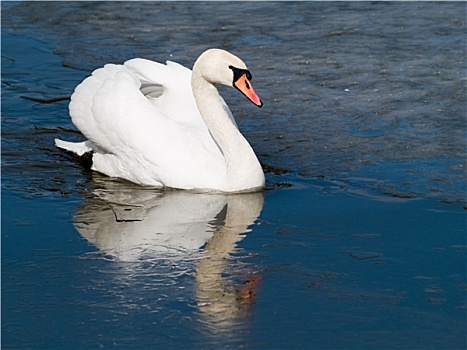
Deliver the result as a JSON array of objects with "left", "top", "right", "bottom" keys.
[{"left": 194, "top": 49, "right": 263, "bottom": 108}]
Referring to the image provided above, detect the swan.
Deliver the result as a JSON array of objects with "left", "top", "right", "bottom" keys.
[{"left": 55, "top": 49, "right": 265, "bottom": 192}]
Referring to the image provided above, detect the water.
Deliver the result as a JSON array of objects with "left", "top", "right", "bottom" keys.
[{"left": 2, "top": 2, "right": 466, "bottom": 349}]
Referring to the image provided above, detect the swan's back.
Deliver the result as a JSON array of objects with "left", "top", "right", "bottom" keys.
[
  {"left": 66, "top": 59, "right": 225, "bottom": 188},
  {"left": 70, "top": 60, "right": 207, "bottom": 146}
]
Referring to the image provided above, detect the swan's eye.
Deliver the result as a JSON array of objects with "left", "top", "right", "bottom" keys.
[{"left": 229, "top": 65, "right": 253, "bottom": 84}]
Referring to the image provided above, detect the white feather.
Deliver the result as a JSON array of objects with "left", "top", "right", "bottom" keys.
[{"left": 55, "top": 49, "right": 264, "bottom": 192}]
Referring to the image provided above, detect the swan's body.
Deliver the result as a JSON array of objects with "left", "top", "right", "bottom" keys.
[{"left": 55, "top": 49, "right": 264, "bottom": 192}]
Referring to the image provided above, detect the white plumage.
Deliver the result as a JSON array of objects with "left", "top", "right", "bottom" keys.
[{"left": 56, "top": 49, "right": 264, "bottom": 192}]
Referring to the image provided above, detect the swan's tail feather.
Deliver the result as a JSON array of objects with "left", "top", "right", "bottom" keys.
[
  {"left": 55, "top": 139, "right": 94, "bottom": 155},
  {"left": 55, "top": 138, "right": 95, "bottom": 169}
]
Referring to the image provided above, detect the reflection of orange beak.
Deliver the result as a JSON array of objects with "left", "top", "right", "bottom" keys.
[
  {"left": 234, "top": 73, "right": 263, "bottom": 108},
  {"left": 238, "top": 274, "right": 262, "bottom": 308}
]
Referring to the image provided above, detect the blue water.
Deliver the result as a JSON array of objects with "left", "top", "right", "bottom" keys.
[{"left": 2, "top": 2, "right": 466, "bottom": 349}]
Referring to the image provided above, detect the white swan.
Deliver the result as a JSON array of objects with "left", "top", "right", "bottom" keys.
[{"left": 55, "top": 49, "right": 265, "bottom": 192}]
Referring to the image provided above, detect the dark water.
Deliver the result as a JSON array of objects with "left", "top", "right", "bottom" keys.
[{"left": 2, "top": 2, "right": 466, "bottom": 349}]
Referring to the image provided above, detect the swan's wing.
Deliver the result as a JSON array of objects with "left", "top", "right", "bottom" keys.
[
  {"left": 126, "top": 58, "right": 238, "bottom": 128},
  {"left": 69, "top": 62, "right": 224, "bottom": 187},
  {"left": 69, "top": 63, "right": 141, "bottom": 155},
  {"left": 124, "top": 58, "right": 207, "bottom": 127},
  {"left": 140, "top": 81, "right": 164, "bottom": 99}
]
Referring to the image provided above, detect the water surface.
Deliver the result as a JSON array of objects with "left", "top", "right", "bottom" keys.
[{"left": 2, "top": 2, "right": 466, "bottom": 349}]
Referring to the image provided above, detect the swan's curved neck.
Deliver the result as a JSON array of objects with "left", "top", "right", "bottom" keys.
[{"left": 191, "top": 72, "right": 264, "bottom": 191}]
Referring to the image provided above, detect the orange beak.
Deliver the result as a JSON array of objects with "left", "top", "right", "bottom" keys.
[{"left": 234, "top": 73, "right": 263, "bottom": 108}]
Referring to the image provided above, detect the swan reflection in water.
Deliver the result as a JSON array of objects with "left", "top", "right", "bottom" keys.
[{"left": 73, "top": 176, "right": 264, "bottom": 335}]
